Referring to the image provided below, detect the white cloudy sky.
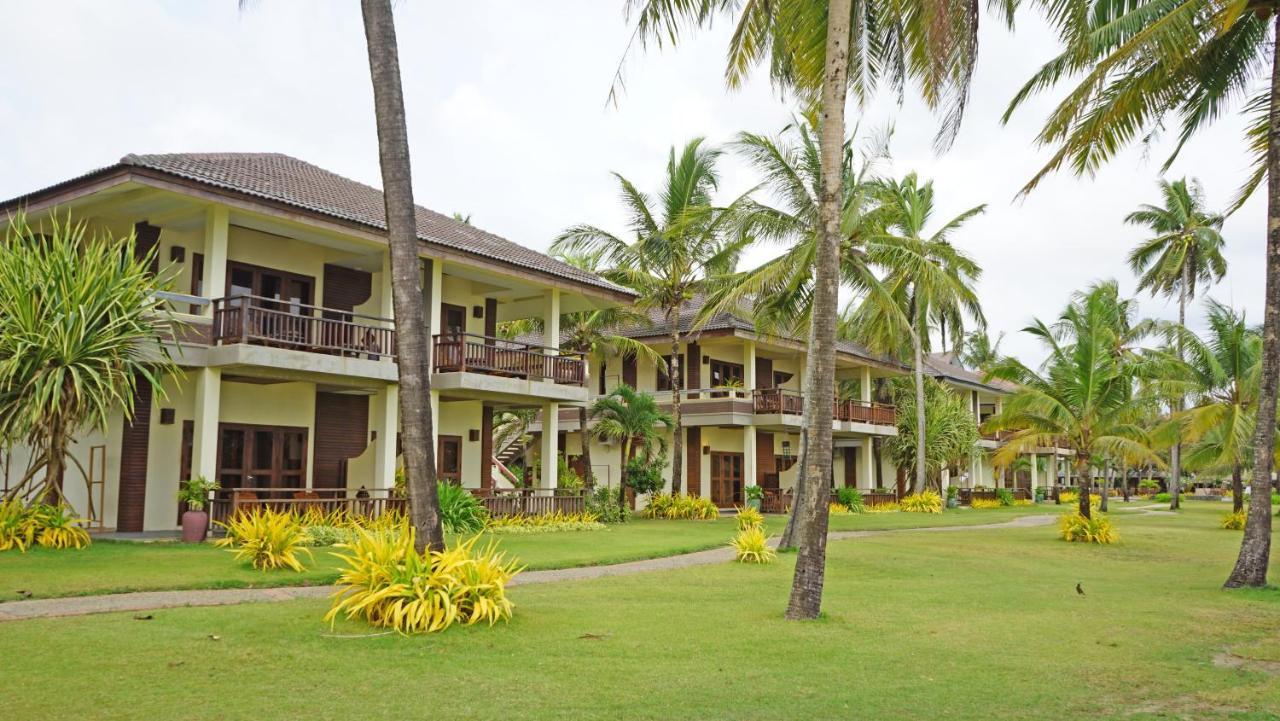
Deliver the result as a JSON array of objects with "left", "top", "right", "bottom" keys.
[{"left": 0, "top": 1, "right": 1265, "bottom": 365}]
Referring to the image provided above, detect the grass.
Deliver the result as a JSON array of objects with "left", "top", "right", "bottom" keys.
[
  {"left": 0, "top": 506, "right": 1066, "bottom": 600},
  {"left": 1, "top": 501, "right": 1277, "bottom": 720}
]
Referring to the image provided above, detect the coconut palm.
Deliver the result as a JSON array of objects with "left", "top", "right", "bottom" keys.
[
  {"left": 844, "top": 174, "right": 986, "bottom": 494},
  {"left": 615, "top": 0, "right": 984, "bottom": 619},
  {"left": 883, "top": 377, "right": 980, "bottom": 488},
  {"left": 1158, "top": 300, "right": 1261, "bottom": 513},
  {"left": 959, "top": 329, "right": 1006, "bottom": 371},
  {"left": 1002, "top": 0, "right": 1273, "bottom": 587},
  {"left": 359, "top": 0, "right": 443, "bottom": 553},
  {"left": 985, "top": 282, "right": 1161, "bottom": 519},
  {"left": 1127, "top": 177, "right": 1228, "bottom": 509},
  {"left": 552, "top": 138, "right": 745, "bottom": 497},
  {"left": 0, "top": 214, "right": 178, "bottom": 510},
  {"left": 589, "top": 385, "right": 675, "bottom": 515}
]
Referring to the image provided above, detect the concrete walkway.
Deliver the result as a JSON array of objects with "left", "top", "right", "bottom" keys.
[{"left": 0, "top": 513, "right": 1057, "bottom": 622}]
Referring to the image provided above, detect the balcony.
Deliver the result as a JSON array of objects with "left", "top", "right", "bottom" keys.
[
  {"left": 430, "top": 333, "right": 588, "bottom": 404},
  {"left": 211, "top": 294, "right": 396, "bottom": 361},
  {"left": 752, "top": 388, "right": 896, "bottom": 427}
]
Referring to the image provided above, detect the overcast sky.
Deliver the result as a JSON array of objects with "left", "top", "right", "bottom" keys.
[{"left": 0, "top": 1, "right": 1265, "bottom": 366}]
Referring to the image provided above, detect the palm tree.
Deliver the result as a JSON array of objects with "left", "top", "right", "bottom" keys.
[
  {"left": 552, "top": 138, "right": 744, "bottom": 497},
  {"left": 959, "top": 329, "right": 1005, "bottom": 371},
  {"left": 360, "top": 0, "right": 443, "bottom": 553},
  {"left": 883, "top": 377, "right": 980, "bottom": 489},
  {"left": 0, "top": 215, "right": 178, "bottom": 510},
  {"left": 844, "top": 174, "right": 986, "bottom": 494},
  {"left": 985, "top": 282, "right": 1160, "bottom": 519},
  {"left": 1127, "top": 177, "right": 1228, "bottom": 510},
  {"left": 1002, "top": 0, "right": 1274, "bottom": 588},
  {"left": 589, "top": 385, "right": 675, "bottom": 515},
  {"left": 1159, "top": 300, "right": 1262, "bottom": 513},
  {"left": 615, "top": 0, "right": 983, "bottom": 620}
]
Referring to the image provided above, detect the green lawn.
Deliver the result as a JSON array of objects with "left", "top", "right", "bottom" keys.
[
  {"left": 0, "top": 505, "right": 1064, "bottom": 600},
  {"left": 2, "top": 502, "right": 1278, "bottom": 720}
]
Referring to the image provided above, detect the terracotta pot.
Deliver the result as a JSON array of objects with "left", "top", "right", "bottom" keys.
[{"left": 181, "top": 510, "right": 209, "bottom": 543}]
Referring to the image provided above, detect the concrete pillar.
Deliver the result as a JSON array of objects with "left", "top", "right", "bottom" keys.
[
  {"left": 373, "top": 384, "right": 399, "bottom": 489},
  {"left": 743, "top": 426, "right": 757, "bottom": 499},
  {"left": 541, "top": 401, "right": 559, "bottom": 488},
  {"left": 940, "top": 467, "right": 951, "bottom": 494},
  {"left": 860, "top": 438, "right": 875, "bottom": 490},
  {"left": 1029, "top": 453, "right": 1039, "bottom": 494},
  {"left": 201, "top": 206, "right": 229, "bottom": 315},
  {"left": 191, "top": 368, "right": 221, "bottom": 482},
  {"left": 744, "top": 341, "right": 756, "bottom": 392},
  {"left": 543, "top": 288, "right": 561, "bottom": 350},
  {"left": 860, "top": 366, "right": 872, "bottom": 403}
]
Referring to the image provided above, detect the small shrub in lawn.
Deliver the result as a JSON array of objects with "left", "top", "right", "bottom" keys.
[
  {"left": 0, "top": 501, "right": 92, "bottom": 552},
  {"left": 971, "top": 498, "right": 1003, "bottom": 510},
  {"left": 642, "top": 493, "right": 719, "bottom": 520},
  {"left": 436, "top": 481, "right": 488, "bottom": 534},
  {"left": 735, "top": 506, "right": 764, "bottom": 530},
  {"left": 1059, "top": 490, "right": 1079, "bottom": 505},
  {"left": 1153, "top": 492, "right": 1171, "bottom": 503},
  {"left": 835, "top": 487, "right": 865, "bottom": 513},
  {"left": 1013, "top": 499, "right": 1034, "bottom": 507},
  {"left": 326, "top": 529, "right": 521, "bottom": 634},
  {"left": 303, "top": 524, "right": 355, "bottom": 547},
  {"left": 585, "top": 487, "right": 626, "bottom": 523},
  {"left": 995, "top": 488, "right": 1015, "bottom": 506},
  {"left": 485, "top": 511, "right": 604, "bottom": 534},
  {"left": 730, "top": 525, "right": 775, "bottom": 564},
  {"left": 900, "top": 491, "right": 943, "bottom": 514},
  {"left": 1220, "top": 510, "right": 1247, "bottom": 530},
  {"left": 829, "top": 502, "right": 854, "bottom": 515},
  {"left": 215, "top": 507, "right": 313, "bottom": 571},
  {"left": 1058, "top": 512, "right": 1118, "bottom": 544},
  {"left": 0, "top": 498, "right": 35, "bottom": 552},
  {"left": 866, "top": 502, "right": 901, "bottom": 513}
]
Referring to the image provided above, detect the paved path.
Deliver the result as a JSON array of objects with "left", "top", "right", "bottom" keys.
[{"left": 0, "top": 514, "right": 1057, "bottom": 622}]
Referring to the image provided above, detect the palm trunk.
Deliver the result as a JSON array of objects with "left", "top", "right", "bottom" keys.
[
  {"left": 619, "top": 437, "right": 632, "bottom": 517},
  {"left": 912, "top": 326, "right": 927, "bottom": 495},
  {"left": 1232, "top": 461, "right": 1244, "bottom": 514},
  {"left": 578, "top": 403, "right": 593, "bottom": 487},
  {"left": 669, "top": 316, "right": 683, "bottom": 496},
  {"left": 361, "top": 0, "right": 442, "bottom": 553},
  {"left": 1121, "top": 464, "right": 1130, "bottom": 503},
  {"left": 780, "top": 323, "right": 817, "bottom": 549},
  {"left": 1226, "top": 16, "right": 1280, "bottom": 588},
  {"left": 1100, "top": 463, "right": 1111, "bottom": 513},
  {"left": 1169, "top": 270, "right": 1188, "bottom": 511},
  {"left": 785, "top": 0, "right": 851, "bottom": 621},
  {"left": 1076, "top": 458, "right": 1091, "bottom": 519}
]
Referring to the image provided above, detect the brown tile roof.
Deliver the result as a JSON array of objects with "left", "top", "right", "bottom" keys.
[
  {"left": 924, "top": 352, "right": 1018, "bottom": 393},
  {"left": 5, "top": 152, "right": 631, "bottom": 297}
]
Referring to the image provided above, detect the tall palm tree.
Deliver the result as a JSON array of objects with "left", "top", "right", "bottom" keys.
[
  {"left": 614, "top": 0, "right": 983, "bottom": 619},
  {"left": 1127, "top": 177, "right": 1228, "bottom": 510},
  {"left": 1002, "top": 0, "right": 1274, "bottom": 587},
  {"left": 845, "top": 174, "right": 986, "bottom": 494},
  {"left": 985, "top": 282, "right": 1161, "bottom": 519},
  {"left": 360, "top": 0, "right": 442, "bottom": 552},
  {"left": 589, "top": 385, "right": 675, "bottom": 515},
  {"left": 1158, "top": 300, "right": 1262, "bottom": 513},
  {"left": 959, "top": 329, "right": 1005, "bottom": 371},
  {"left": 552, "top": 139, "right": 744, "bottom": 497}
]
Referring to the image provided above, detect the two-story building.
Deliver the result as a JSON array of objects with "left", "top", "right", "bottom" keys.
[
  {"left": 541, "top": 305, "right": 904, "bottom": 508},
  {"left": 0, "top": 153, "right": 633, "bottom": 532}
]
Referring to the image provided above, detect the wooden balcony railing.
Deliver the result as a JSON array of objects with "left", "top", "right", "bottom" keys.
[
  {"left": 752, "top": 388, "right": 896, "bottom": 426},
  {"left": 470, "top": 488, "right": 588, "bottom": 517},
  {"left": 760, "top": 487, "right": 900, "bottom": 513},
  {"left": 211, "top": 294, "right": 396, "bottom": 361},
  {"left": 432, "top": 333, "right": 585, "bottom": 386},
  {"left": 208, "top": 486, "right": 589, "bottom": 524}
]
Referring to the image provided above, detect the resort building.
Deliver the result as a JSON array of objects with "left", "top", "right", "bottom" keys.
[{"left": 0, "top": 153, "right": 632, "bottom": 532}]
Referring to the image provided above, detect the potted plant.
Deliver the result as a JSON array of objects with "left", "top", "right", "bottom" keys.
[
  {"left": 945, "top": 485, "right": 959, "bottom": 509},
  {"left": 745, "top": 484, "right": 764, "bottom": 511},
  {"left": 1034, "top": 486, "right": 1046, "bottom": 503},
  {"left": 177, "top": 476, "right": 219, "bottom": 542}
]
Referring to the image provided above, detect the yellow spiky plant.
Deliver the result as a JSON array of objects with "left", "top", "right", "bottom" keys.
[
  {"left": 730, "top": 525, "right": 775, "bottom": 564},
  {"left": 735, "top": 506, "right": 764, "bottom": 530},
  {"left": 215, "top": 507, "right": 313, "bottom": 571}
]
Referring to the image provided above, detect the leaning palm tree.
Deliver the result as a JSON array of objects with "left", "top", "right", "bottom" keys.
[
  {"left": 985, "top": 282, "right": 1161, "bottom": 519},
  {"left": 1156, "top": 300, "right": 1261, "bottom": 513},
  {"left": 847, "top": 174, "right": 986, "bottom": 494},
  {"left": 589, "top": 385, "right": 675, "bottom": 516},
  {"left": 360, "top": 0, "right": 443, "bottom": 553},
  {"left": 0, "top": 214, "right": 178, "bottom": 511},
  {"left": 552, "top": 138, "right": 745, "bottom": 496},
  {"left": 1127, "top": 177, "right": 1228, "bottom": 510},
  {"left": 1002, "top": 0, "right": 1273, "bottom": 588},
  {"left": 614, "top": 0, "right": 984, "bottom": 619}
]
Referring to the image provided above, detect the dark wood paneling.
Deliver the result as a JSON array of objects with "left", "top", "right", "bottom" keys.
[
  {"left": 622, "top": 355, "right": 637, "bottom": 389},
  {"left": 134, "top": 222, "right": 160, "bottom": 274},
  {"left": 757, "top": 431, "right": 776, "bottom": 483},
  {"left": 480, "top": 405, "right": 494, "bottom": 490},
  {"left": 312, "top": 392, "right": 369, "bottom": 489},
  {"left": 686, "top": 426, "right": 701, "bottom": 497},
  {"left": 484, "top": 298, "right": 498, "bottom": 339},
  {"left": 322, "top": 264, "right": 373, "bottom": 312},
  {"left": 116, "top": 377, "right": 153, "bottom": 532},
  {"left": 844, "top": 447, "right": 857, "bottom": 487},
  {"left": 686, "top": 341, "right": 701, "bottom": 399},
  {"left": 756, "top": 357, "right": 774, "bottom": 389}
]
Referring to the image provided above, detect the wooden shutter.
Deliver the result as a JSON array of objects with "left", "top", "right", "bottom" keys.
[
  {"left": 844, "top": 447, "right": 857, "bottom": 487},
  {"left": 116, "top": 375, "right": 153, "bottom": 532},
  {"left": 622, "top": 355, "right": 637, "bottom": 388},
  {"left": 757, "top": 431, "right": 776, "bottom": 483},
  {"left": 480, "top": 405, "right": 494, "bottom": 490},
  {"left": 133, "top": 222, "right": 161, "bottom": 275},
  {"left": 686, "top": 342, "right": 701, "bottom": 398},
  {"left": 686, "top": 427, "right": 701, "bottom": 497},
  {"left": 756, "top": 357, "right": 774, "bottom": 389}
]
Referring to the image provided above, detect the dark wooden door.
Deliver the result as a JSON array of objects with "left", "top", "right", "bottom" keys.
[
  {"left": 710, "top": 452, "right": 744, "bottom": 507},
  {"left": 216, "top": 423, "right": 308, "bottom": 495}
]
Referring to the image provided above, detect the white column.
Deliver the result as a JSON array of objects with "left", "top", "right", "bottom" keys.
[
  {"left": 860, "top": 366, "right": 872, "bottom": 403},
  {"left": 860, "top": 438, "right": 875, "bottom": 490},
  {"left": 543, "top": 288, "right": 561, "bottom": 350},
  {"left": 541, "top": 401, "right": 559, "bottom": 489},
  {"left": 201, "top": 206, "right": 229, "bottom": 315},
  {"left": 940, "top": 467, "right": 951, "bottom": 494},
  {"left": 744, "top": 341, "right": 756, "bottom": 392},
  {"left": 373, "top": 384, "right": 399, "bottom": 489},
  {"left": 1029, "top": 453, "right": 1039, "bottom": 495},
  {"left": 191, "top": 368, "right": 221, "bottom": 482},
  {"left": 743, "top": 426, "right": 757, "bottom": 499}
]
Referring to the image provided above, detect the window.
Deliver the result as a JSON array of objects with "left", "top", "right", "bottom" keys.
[
  {"left": 438, "top": 435, "right": 462, "bottom": 482},
  {"left": 656, "top": 354, "right": 684, "bottom": 392},
  {"left": 709, "top": 359, "right": 744, "bottom": 390},
  {"left": 189, "top": 253, "right": 204, "bottom": 314},
  {"left": 441, "top": 303, "right": 467, "bottom": 337}
]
